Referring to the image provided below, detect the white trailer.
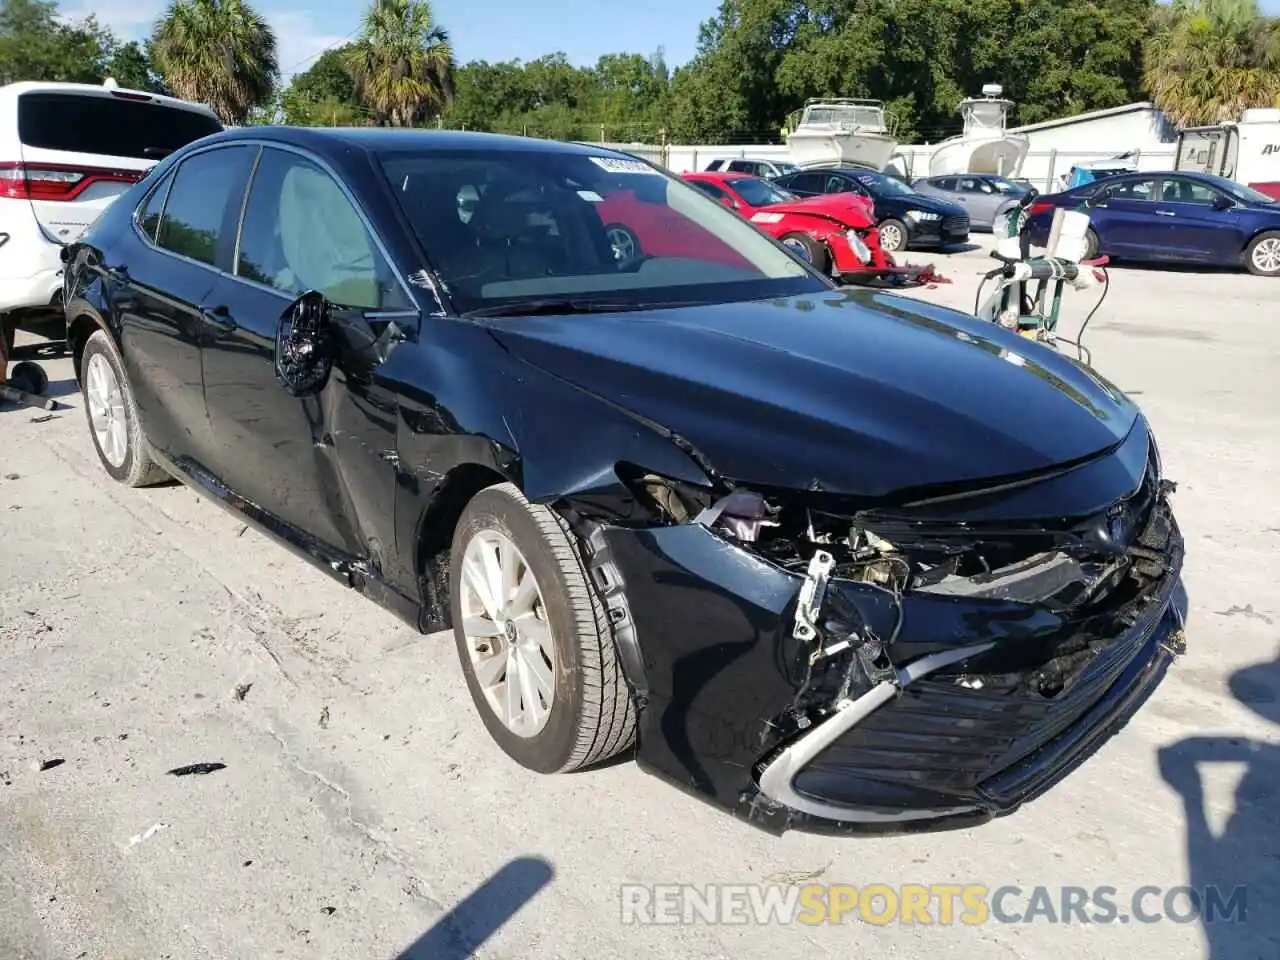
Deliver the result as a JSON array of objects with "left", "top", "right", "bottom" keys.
[{"left": 1175, "top": 107, "right": 1280, "bottom": 199}]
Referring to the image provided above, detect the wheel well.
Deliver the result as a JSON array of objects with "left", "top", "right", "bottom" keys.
[
  {"left": 415, "top": 463, "right": 509, "bottom": 631},
  {"left": 1244, "top": 228, "right": 1280, "bottom": 251},
  {"left": 67, "top": 313, "right": 104, "bottom": 379}
]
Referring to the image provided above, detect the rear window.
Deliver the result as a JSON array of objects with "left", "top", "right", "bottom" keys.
[{"left": 17, "top": 92, "right": 222, "bottom": 160}]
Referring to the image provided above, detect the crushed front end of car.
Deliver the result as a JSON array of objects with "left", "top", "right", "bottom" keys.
[{"left": 558, "top": 415, "right": 1184, "bottom": 836}]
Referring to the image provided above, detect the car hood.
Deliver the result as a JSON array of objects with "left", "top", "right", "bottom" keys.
[
  {"left": 766, "top": 195, "right": 874, "bottom": 226},
  {"left": 484, "top": 291, "right": 1138, "bottom": 498}
]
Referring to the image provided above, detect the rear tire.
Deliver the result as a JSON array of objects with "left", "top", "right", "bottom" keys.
[
  {"left": 605, "top": 224, "right": 641, "bottom": 262},
  {"left": 877, "top": 218, "right": 908, "bottom": 253},
  {"left": 1245, "top": 231, "right": 1280, "bottom": 277},
  {"left": 79, "top": 329, "right": 169, "bottom": 487},
  {"left": 449, "top": 483, "right": 636, "bottom": 774}
]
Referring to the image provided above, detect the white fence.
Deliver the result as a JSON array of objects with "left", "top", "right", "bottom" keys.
[{"left": 604, "top": 142, "right": 1179, "bottom": 193}]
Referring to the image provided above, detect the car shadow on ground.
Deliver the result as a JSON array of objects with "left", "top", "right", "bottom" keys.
[
  {"left": 921, "top": 242, "right": 982, "bottom": 255},
  {"left": 392, "top": 856, "right": 555, "bottom": 959},
  {"left": 1157, "top": 577, "right": 1280, "bottom": 957}
]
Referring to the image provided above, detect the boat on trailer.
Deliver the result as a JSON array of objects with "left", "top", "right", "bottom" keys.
[
  {"left": 926, "top": 84, "right": 1030, "bottom": 177},
  {"left": 784, "top": 98, "right": 899, "bottom": 171}
]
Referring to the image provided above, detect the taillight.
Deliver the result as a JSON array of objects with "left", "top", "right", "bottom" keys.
[
  {"left": 1028, "top": 201, "right": 1053, "bottom": 216},
  {"left": 0, "top": 162, "right": 144, "bottom": 201}
]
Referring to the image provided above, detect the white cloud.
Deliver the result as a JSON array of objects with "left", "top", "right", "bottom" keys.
[
  {"left": 59, "top": 0, "right": 165, "bottom": 36},
  {"left": 269, "top": 10, "right": 354, "bottom": 85}
]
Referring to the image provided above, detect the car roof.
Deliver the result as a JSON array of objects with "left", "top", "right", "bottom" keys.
[
  {"left": 210, "top": 126, "right": 631, "bottom": 158},
  {"left": 0, "top": 80, "right": 219, "bottom": 119}
]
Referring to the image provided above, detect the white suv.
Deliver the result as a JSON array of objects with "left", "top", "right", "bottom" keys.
[
  {"left": 703, "top": 157, "right": 801, "bottom": 179},
  {"left": 0, "top": 80, "right": 222, "bottom": 339}
]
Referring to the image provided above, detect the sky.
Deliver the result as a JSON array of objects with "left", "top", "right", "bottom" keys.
[
  {"left": 63, "top": 0, "right": 1280, "bottom": 87},
  {"left": 61, "top": 0, "right": 717, "bottom": 84}
]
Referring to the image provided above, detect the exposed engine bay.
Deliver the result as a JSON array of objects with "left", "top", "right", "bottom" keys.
[{"left": 621, "top": 445, "right": 1179, "bottom": 721}]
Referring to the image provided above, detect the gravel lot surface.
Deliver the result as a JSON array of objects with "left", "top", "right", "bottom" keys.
[{"left": 2, "top": 237, "right": 1277, "bottom": 959}]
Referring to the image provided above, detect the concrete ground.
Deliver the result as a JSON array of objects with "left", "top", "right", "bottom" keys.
[{"left": 1, "top": 239, "right": 1277, "bottom": 960}]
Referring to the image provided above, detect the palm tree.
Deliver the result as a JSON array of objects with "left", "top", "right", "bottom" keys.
[
  {"left": 151, "top": 0, "right": 278, "bottom": 125},
  {"left": 345, "top": 0, "right": 454, "bottom": 127},
  {"left": 1143, "top": 0, "right": 1280, "bottom": 127}
]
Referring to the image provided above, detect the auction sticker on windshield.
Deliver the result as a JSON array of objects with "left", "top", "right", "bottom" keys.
[{"left": 590, "top": 157, "right": 661, "bottom": 174}]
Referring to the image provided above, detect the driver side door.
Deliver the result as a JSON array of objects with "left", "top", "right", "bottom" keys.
[{"left": 199, "top": 145, "right": 418, "bottom": 563}]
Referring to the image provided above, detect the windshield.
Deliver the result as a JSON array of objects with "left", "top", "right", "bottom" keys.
[
  {"left": 1204, "top": 174, "right": 1276, "bottom": 204},
  {"left": 379, "top": 150, "right": 823, "bottom": 313},
  {"left": 988, "top": 177, "right": 1027, "bottom": 195},
  {"left": 731, "top": 176, "right": 795, "bottom": 207},
  {"left": 849, "top": 171, "right": 916, "bottom": 197}
]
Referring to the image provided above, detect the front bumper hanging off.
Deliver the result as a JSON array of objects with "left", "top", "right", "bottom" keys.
[{"left": 583, "top": 473, "right": 1185, "bottom": 837}]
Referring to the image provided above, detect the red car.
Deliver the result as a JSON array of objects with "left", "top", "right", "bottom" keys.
[{"left": 681, "top": 171, "right": 943, "bottom": 286}]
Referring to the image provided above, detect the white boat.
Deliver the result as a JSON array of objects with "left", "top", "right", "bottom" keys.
[
  {"left": 926, "top": 84, "right": 1029, "bottom": 177},
  {"left": 784, "top": 98, "right": 899, "bottom": 170}
]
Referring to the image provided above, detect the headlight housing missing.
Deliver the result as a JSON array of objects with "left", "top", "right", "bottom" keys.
[{"left": 846, "top": 229, "right": 872, "bottom": 264}]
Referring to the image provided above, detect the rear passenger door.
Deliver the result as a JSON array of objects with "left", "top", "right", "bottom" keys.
[
  {"left": 1090, "top": 177, "right": 1160, "bottom": 255},
  {"left": 116, "top": 143, "right": 257, "bottom": 467},
  {"left": 200, "top": 145, "right": 416, "bottom": 561}
]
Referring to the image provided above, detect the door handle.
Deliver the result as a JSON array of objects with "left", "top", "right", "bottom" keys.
[
  {"left": 200, "top": 304, "right": 236, "bottom": 331},
  {"left": 1154, "top": 210, "right": 1176, "bottom": 217}
]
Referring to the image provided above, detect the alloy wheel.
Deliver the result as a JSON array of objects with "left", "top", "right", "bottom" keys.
[
  {"left": 1252, "top": 237, "right": 1280, "bottom": 273},
  {"left": 459, "top": 529, "right": 557, "bottom": 738},
  {"left": 607, "top": 226, "right": 638, "bottom": 261},
  {"left": 879, "top": 223, "right": 905, "bottom": 252},
  {"left": 85, "top": 352, "right": 128, "bottom": 469},
  {"left": 781, "top": 236, "right": 812, "bottom": 262}
]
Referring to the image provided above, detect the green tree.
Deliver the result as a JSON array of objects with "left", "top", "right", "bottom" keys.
[
  {"left": 281, "top": 45, "right": 367, "bottom": 125},
  {"left": 0, "top": 0, "right": 114, "bottom": 84},
  {"left": 107, "top": 40, "right": 168, "bottom": 93},
  {"left": 150, "top": 0, "right": 279, "bottom": 124},
  {"left": 1143, "top": 0, "right": 1280, "bottom": 126},
  {"left": 345, "top": 0, "right": 454, "bottom": 126}
]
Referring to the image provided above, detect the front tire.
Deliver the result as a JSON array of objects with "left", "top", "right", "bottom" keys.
[
  {"left": 779, "top": 232, "right": 831, "bottom": 274},
  {"left": 877, "top": 218, "right": 908, "bottom": 253},
  {"left": 449, "top": 483, "right": 636, "bottom": 774},
  {"left": 1245, "top": 231, "right": 1280, "bottom": 277},
  {"left": 79, "top": 329, "right": 169, "bottom": 487}
]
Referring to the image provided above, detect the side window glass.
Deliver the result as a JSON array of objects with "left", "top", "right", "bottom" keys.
[
  {"left": 156, "top": 146, "right": 256, "bottom": 266},
  {"left": 237, "top": 148, "right": 410, "bottom": 311},
  {"left": 935, "top": 178, "right": 955, "bottom": 191},
  {"left": 1109, "top": 179, "right": 1155, "bottom": 202},
  {"left": 825, "top": 175, "right": 846, "bottom": 193},
  {"left": 691, "top": 181, "right": 728, "bottom": 202},
  {"left": 789, "top": 172, "right": 823, "bottom": 192},
  {"left": 136, "top": 169, "right": 174, "bottom": 242}
]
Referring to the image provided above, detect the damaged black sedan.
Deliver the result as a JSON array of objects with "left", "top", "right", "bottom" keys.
[{"left": 61, "top": 127, "right": 1185, "bottom": 835}]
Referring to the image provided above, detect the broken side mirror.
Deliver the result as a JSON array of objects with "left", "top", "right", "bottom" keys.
[{"left": 275, "top": 290, "right": 334, "bottom": 397}]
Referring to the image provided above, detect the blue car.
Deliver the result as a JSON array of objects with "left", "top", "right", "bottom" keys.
[{"left": 1024, "top": 171, "right": 1280, "bottom": 276}]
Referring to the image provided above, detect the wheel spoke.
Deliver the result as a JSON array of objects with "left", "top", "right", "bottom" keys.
[
  {"left": 522, "top": 645, "right": 554, "bottom": 704},
  {"left": 499, "top": 541, "right": 520, "bottom": 606},
  {"left": 502, "top": 657, "right": 522, "bottom": 727},
  {"left": 478, "top": 539, "right": 505, "bottom": 612},
  {"left": 508, "top": 569, "right": 538, "bottom": 616},
  {"left": 474, "top": 648, "right": 509, "bottom": 688},
  {"left": 516, "top": 649, "right": 545, "bottom": 727},
  {"left": 461, "top": 556, "right": 499, "bottom": 619},
  {"left": 462, "top": 616, "right": 502, "bottom": 638},
  {"left": 520, "top": 617, "right": 554, "bottom": 660}
]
